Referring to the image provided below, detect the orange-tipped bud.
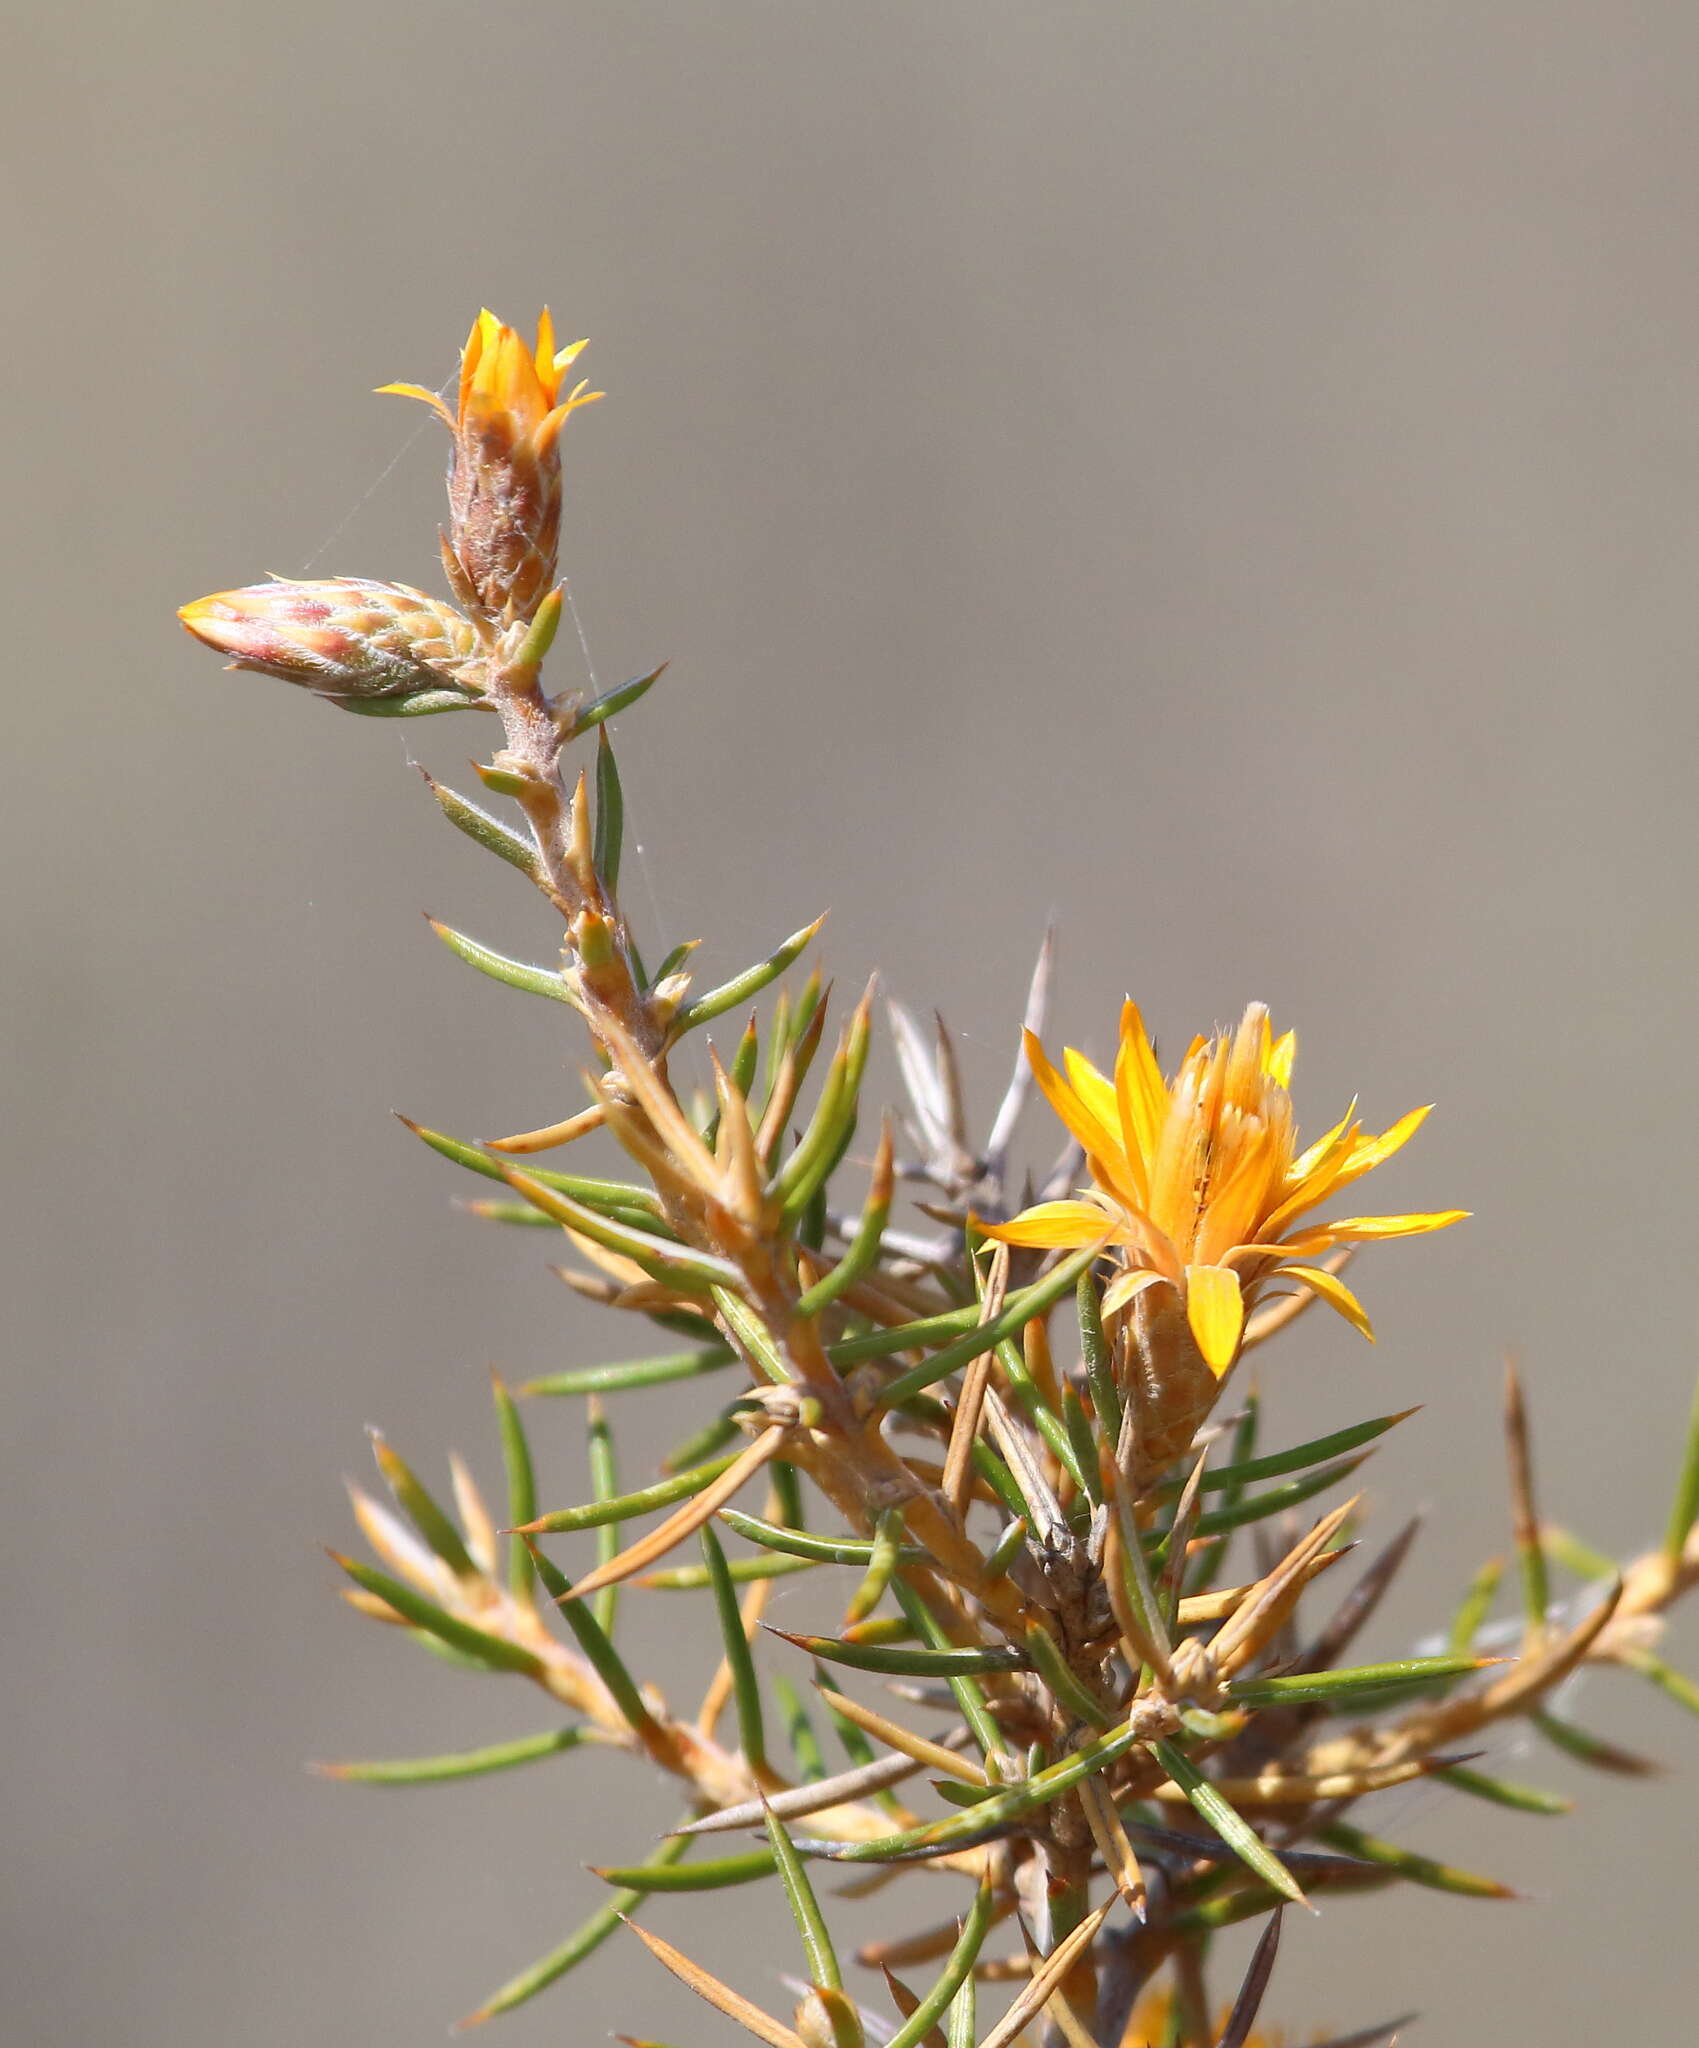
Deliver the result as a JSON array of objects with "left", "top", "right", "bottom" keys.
[
  {"left": 380, "top": 309, "right": 601, "bottom": 624},
  {"left": 177, "top": 578, "right": 484, "bottom": 708}
]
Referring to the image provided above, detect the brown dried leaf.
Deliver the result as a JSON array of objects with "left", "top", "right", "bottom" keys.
[{"left": 620, "top": 1919, "right": 807, "bottom": 2048}]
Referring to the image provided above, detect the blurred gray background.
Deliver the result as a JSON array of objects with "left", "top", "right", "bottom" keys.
[{"left": 6, "top": 2, "right": 1699, "bottom": 2041}]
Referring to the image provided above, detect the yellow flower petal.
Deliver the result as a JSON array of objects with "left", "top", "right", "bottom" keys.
[
  {"left": 1101, "top": 1266, "right": 1169, "bottom": 1318},
  {"left": 1292, "top": 1209, "right": 1471, "bottom": 1247},
  {"left": 1282, "top": 1263, "right": 1376, "bottom": 1341},
  {"left": 374, "top": 380, "right": 455, "bottom": 424},
  {"left": 1280, "top": 1102, "right": 1358, "bottom": 1194},
  {"left": 533, "top": 306, "right": 556, "bottom": 384},
  {"left": 1185, "top": 1263, "right": 1245, "bottom": 1376},
  {"left": 1267, "top": 1028, "right": 1297, "bottom": 1089},
  {"left": 1023, "top": 1032, "right": 1146, "bottom": 1216},
  {"left": 1062, "top": 1045, "right": 1116, "bottom": 1125},
  {"left": 1261, "top": 1113, "right": 1363, "bottom": 1239},
  {"left": 1332, "top": 1104, "right": 1432, "bottom": 1189},
  {"left": 1116, "top": 1001, "right": 1168, "bottom": 1166},
  {"left": 976, "top": 1201, "right": 1116, "bottom": 1250},
  {"left": 1024, "top": 1032, "right": 1116, "bottom": 1159},
  {"left": 1193, "top": 1138, "right": 1281, "bottom": 1266}
]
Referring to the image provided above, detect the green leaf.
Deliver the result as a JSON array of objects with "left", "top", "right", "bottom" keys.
[
  {"left": 340, "top": 685, "right": 481, "bottom": 717},
  {"left": 844, "top": 1508, "right": 905, "bottom": 1627},
  {"left": 1061, "top": 1385, "right": 1104, "bottom": 1508},
  {"left": 720, "top": 1508, "right": 892, "bottom": 1566},
  {"left": 982, "top": 1517, "right": 1029, "bottom": 1582},
  {"left": 1224, "top": 1655, "right": 1485, "bottom": 1709},
  {"left": 593, "top": 728, "right": 624, "bottom": 894},
  {"left": 1448, "top": 1554, "right": 1505, "bottom": 1654},
  {"left": 1160, "top": 1452, "right": 1209, "bottom": 1634},
  {"left": 1167, "top": 1876, "right": 1392, "bottom": 1936},
  {"left": 791, "top": 970, "right": 825, "bottom": 1047},
  {"left": 504, "top": 1168, "right": 743, "bottom": 1292},
  {"left": 429, "top": 920, "right": 573, "bottom": 1002},
  {"left": 796, "top": 1175, "right": 891, "bottom": 1318},
  {"left": 586, "top": 1397, "right": 622, "bottom": 1635},
  {"left": 401, "top": 1118, "right": 662, "bottom": 1223},
  {"left": 770, "top": 1628, "right": 1027, "bottom": 1680},
  {"left": 773, "top": 1672, "right": 828, "bottom": 1782},
  {"left": 819, "top": 1677, "right": 879, "bottom": 1770},
  {"left": 423, "top": 773, "right": 539, "bottom": 878},
  {"left": 764, "top": 1807, "right": 842, "bottom": 1990},
  {"left": 1146, "top": 1739, "right": 1308, "bottom": 1907},
  {"left": 703, "top": 1525, "right": 768, "bottom": 1771},
  {"left": 1111, "top": 1475, "right": 1173, "bottom": 1673},
  {"left": 1024, "top": 1622, "right": 1116, "bottom": 1729},
  {"left": 314, "top": 1725, "right": 587, "bottom": 1784},
  {"left": 829, "top": 1303, "right": 986, "bottom": 1369},
  {"left": 520, "top": 1347, "right": 736, "bottom": 1397},
  {"left": 876, "top": 1245, "right": 1103, "bottom": 1406},
  {"left": 672, "top": 915, "right": 827, "bottom": 1037},
  {"left": 648, "top": 939, "right": 699, "bottom": 993},
  {"left": 1315, "top": 1820, "right": 1513, "bottom": 1899},
  {"left": 1157, "top": 1455, "right": 1366, "bottom": 1549},
  {"left": 642, "top": 1551, "right": 820, "bottom": 1591},
  {"left": 462, "top": 1200, "right": 559, "bottom": 1228},
  {"left": 1530, "top": 1706, "right": 1660, "bottom": 1775},
  {"left": 460, "top": 1828, "right": 694, "bottom": 2023},
  {"left": 885, "top": 1882, "right": 995, "bottom": 2048},
  {"left": 931, "top": 1778, "right": 997, "bottom": 1809},
  {"left": 1161, "top": 1410, "right": 1416, "bottom": 1499},
  {"left": 945, "top": 1971, "right": 975, "bottom": 2048},
  {"left": 332, "top": 1555, "right": 543, "bottom": 1676},
  {"left": 1186, "top": 1392, "right": 1258, "bottom": 1595},
  {"left": 891, "top": 1579, "right": 1006, "bottom": 1760},
  {"left": 774, "top": 1002, "right": 872, "bottom": 1227},
  {"left": 1431, "top": 1764, "right": 1570, "bottom": 1815},
  {"left": 1449, "top": 1556, "right": 1506, "bottom": 1654},
  {"left": 727, "top": 1014, "right": 762, "bottom": 1101},
  {"left": 1077, "top": 1268, "right": 1121, "bottom": 1439},
  {"left": 973, "top": 1236, "right": 1089, "bottom": 1495},
  {"left": 971, "top": 1439, "right": 1037, "bottom": 1525},
  {"left": 566, "top": 661, "right": 668, "bottom": 737},
  {"left": 756, "top": 1461, "right": 800, "bottom": 1526},
  {"left": 797, "top": 1713, "right": 1149, "bottom": 1863},
  {"left": 1619, "top": 1645, "right": 1699, "bottom": 1722},
  {"left": 711, "top": 1287, "right": 794, "bottom": 1386},
  {"left": 661, "top": 1405, "right": 743, "bottom": 1475},
  {"left": 522, "top": 1446, "right": 745, "bottom": 1534},
  {"left": 1667, "top": 1364, "right": 1699, "bottom": 1563},
  {"left": 492, "top": 1374, "right": 537, "bottom": 1595},
  {"left": 369, "top": 1432, "right": 477, "bottom": 1579},
  {"left": 521, "top": 1543, "right": 657, "bottom": 1737},
  {"left": 1541, "top": 1525, "right": 1618, "bottom": 1582},
  {"left": 513, "top": 585, "right": 563, "bottom": 665},
  {"left": 591, "top": 1847, "right": 777, "bottom": 1892}
]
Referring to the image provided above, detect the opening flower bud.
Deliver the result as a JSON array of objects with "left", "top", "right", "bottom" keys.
[
  {"left": 178, "top": 578, "right": 484, "bottom": 710},
  {"left": 379, "top": 310, "right": 602, "bottom": 624}
]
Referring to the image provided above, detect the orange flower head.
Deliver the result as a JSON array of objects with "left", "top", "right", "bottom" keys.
[
  {"left": 980, "top": 1002, "right": 1465, "bottom": 1463},
  {"left": 380, "top": 309, "right": 602, "bottom": 624}
]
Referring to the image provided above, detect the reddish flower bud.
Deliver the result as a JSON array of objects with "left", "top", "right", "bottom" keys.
[
  {"left": 177, "top": 578, "right": 484, "bottom": 709},
  {"left": 379, "top": 310, "right": 601, "bottom": 624}
]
